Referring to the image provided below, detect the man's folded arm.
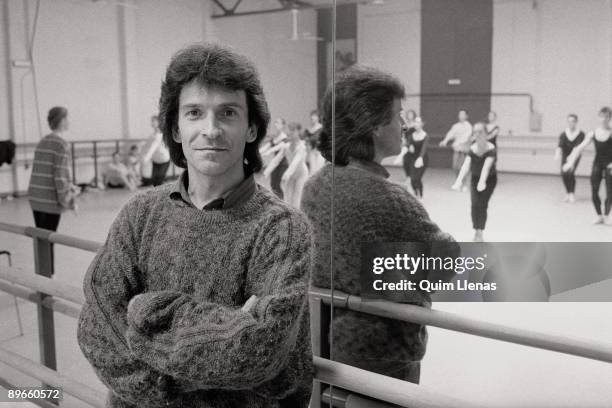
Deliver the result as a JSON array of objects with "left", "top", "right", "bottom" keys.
[
  {"left": 125, "top": 214, "right": 313, "bottom": 392},
  {"left": 77, "top": 203, "right": 182, "bottom": 407}
]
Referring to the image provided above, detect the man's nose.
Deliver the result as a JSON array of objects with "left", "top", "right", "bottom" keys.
[{"left": 200, "top": 114, "right": 221, "bottom": 138}]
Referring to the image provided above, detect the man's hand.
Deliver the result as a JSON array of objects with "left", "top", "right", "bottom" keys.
[
  {"left": 241, "top": 295, "right": 258, "bottom": 313},
  {"left": 477, "top": 181, "right": 486, "bottom": 192},
  {"left": 127, "top": 294, "right": 143, "bottom": 317},
  {"left": 414, "top": 157, "right": 423, "bottom": 168}
]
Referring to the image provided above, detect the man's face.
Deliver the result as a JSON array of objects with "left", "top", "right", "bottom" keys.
[
  {"left": 473, "top": 123, "right": 487, "bottom": 142},
  {"left": 174, "top": 81, "right": 255, "bottom": 179},
  {"left": 376, "top": 98, "right": 403, "bottom": 158},
  {"left": 567, "top": 116, "right": 577, "bottom": 130},
  {"left": 459, "top": 111, "right": 468, "bottom": 122},
  {"left": 60, "top": 116, "right": 69, "bottom": 132}
]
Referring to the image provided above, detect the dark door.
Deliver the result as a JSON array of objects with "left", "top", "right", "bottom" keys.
[{"left": 420, "top": 0, "right": 493, "bottom": 167}]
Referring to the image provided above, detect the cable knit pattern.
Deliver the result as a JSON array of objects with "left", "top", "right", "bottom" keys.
[
  {"left": 77, "top": 183, "right": 313, "bottom": 407},
  {"left": 301, "top": 162, "right": 457, "bottom": 380}
]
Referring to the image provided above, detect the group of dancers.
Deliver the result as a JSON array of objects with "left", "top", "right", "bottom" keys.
[
  {"left": 399, "top": 109, "right": 500, "bottom": 241},
  {"left": 259, "top": 106, "right": 612, "bottom": 242},
  {"left": 259, "top": 110, "right": 325, "bottom": 207},
  {"left": 558, "top": 106, "right": 612, "bottom": 225}
]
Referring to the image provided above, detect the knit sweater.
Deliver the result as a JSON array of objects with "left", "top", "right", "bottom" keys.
[
  {"left": 77, "top": 182, "right": 314, "bottom": 408},
  {"left": 301, "top": 161, "right": 457, "bottom": 380},
  {"left": 28, "top": 133, "right": 75, "bottom": 214}
]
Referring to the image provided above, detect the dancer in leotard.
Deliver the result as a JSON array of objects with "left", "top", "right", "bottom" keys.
[
  {"left": 399, "top": 109, "right": 417, "bottom": 192},
  {"left": 555, "top": 114, "right": 585, "bottom": 203},
  {"left": 486, "top": 111, "right": 500, "bottom": 146},
  {"left": 304, "top": 110, "right": 325, "bottom": 174},
  {"left": 408, "top": 117, "right": 429, "bottom": 199},
  {"left": 281, "top": 122, "right": 309, "bottom": 208},
  {"left": 564, "top": 107, "right": 612, "bottom": 224},
  {"left": 262, "top": 118, "right": 289, "bottom": 198},
  {"left": 452, "top": 122, "right": 497, "bottom": 241}
]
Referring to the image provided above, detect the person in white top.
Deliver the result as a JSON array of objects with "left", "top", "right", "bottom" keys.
[
  {"left": 141, "top": 115, "right": 171, "bottom": 186},
  {"left": 261, "top": 118, "right": 289, "bottom": 198},
  {"left": 440, "top": 110, "right": 473, "bottom": 190},
  {"left": 102, "top": 152, "right": 138, "bottom": 191},
  {"left": 276, "top": 122, "right": 309, "bottom": 208}
]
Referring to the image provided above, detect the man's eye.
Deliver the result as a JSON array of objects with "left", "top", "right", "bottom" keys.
[
  {"left": 223, "top": 110, "right": 237, "bottom": 118},
  {"left": 186, "top": 109, "right": 201, "bottom": 118}
]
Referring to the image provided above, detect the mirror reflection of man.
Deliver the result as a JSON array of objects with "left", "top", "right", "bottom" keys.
[{"left": 77, "top": 43, "right": 314, "bottom": 408}]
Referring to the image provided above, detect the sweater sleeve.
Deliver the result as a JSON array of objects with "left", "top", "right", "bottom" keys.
[
  {"left": 393, "top": 186, "right": 459, "bottom": 284},
  {"left": 77, "top": 201, "right": 182, "bottom": 407},
  {"left": 53, "top": 142, "right": 75, "bottom": 209},
  {"left": 125, "top": 213, "right": 313, "bottom": 391}
]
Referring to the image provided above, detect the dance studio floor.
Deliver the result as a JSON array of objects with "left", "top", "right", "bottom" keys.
[{"left": 0, "top": 168, "right": 611, "bottom": 407}]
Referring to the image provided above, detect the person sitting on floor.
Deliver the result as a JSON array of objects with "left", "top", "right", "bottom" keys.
[{"left": 102, "top": 152, "right": 137, "bottom": 191}]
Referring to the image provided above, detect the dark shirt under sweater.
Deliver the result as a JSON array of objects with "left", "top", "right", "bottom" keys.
[
  {"left": 77, "top": 177, "right": 314, "bottom": 408},
  {"left": 301, "top": 161, "right": 457, "bottom": 379}
]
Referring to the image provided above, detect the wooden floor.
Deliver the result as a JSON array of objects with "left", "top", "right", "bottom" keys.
[{"left": 0, "top": 168, "right": 611, "bottom": 407}]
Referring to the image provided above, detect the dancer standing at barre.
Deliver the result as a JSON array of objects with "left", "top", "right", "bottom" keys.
[
  {"left": 399, "top": 109, "right": 417, "bottom": 193},
  {"left": 409, "top": 117, "right": 429, "bottom": 199},
  {"left": 555, "top": 114, "right": 585, "bottom": 203},
  {"left": 564, "top": 106, "right": 612, "bottom": 224},
  {"left": 486, "top": 111, "right": 500, "bottom": 146}
]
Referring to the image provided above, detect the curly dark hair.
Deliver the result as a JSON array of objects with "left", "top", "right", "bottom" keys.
[
  {"left": 318, "top": 65, "right": 405, "bottom": 165},
  {"left": 158, "top": 43, "right": 270, "bottom": 175}
]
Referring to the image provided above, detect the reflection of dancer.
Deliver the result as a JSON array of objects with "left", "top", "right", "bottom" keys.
[
  {"left": 564, "top": 107, "right": 612, "bottom": 224},
  {"left": 554, "top": 114, "right": 585, "bottom": 203},
  {"left": 281, "top": 123, "right": 309, "bottom": 208},
  {"left": 440, "top": 110, "right": 473, "bottom": 190},
  {"left": 486, "top": 111, "right": 500, "bottom": 146},
  {"left": 263, "top": 118, "right": 289, "bottom": 198},
  {"left": 304, "top": 110, "right": 325, "bottom": 174},
  {"left": 398, "top": 109, "right": 417, "bottom": 193},
  {"left": 453, "top": 123, "right": 497, "bottom": 242},
  {"left": 408, "top": 117, "right": 429, "bottom": 199}
]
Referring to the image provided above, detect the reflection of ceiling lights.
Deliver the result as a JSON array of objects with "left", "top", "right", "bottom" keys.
[{"left": 370, "top": 0, "right": 385, "bottom": 5}]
